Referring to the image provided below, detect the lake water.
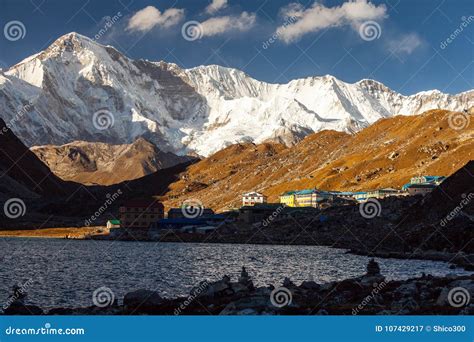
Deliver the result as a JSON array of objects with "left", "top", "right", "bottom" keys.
[{"left": 0, "top": 238, "right": 471, "bottom": 310}]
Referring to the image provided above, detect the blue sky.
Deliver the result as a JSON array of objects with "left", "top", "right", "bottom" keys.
[{"left": 0, "top": 0, "right": 473, "bottom": 94}]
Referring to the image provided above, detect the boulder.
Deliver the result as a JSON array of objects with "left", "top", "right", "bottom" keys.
[
  {"left": 219, "top": 295, "right": 273, "bottom": 315},
  {"left": 123, "top": 290, "right": 164, "bottom": 309},
  {"left": 300, "top": 281, "right": 320, "bottom": 291},
  {"left": 201, "top": 276, "right": 233, "bottom": 298},
  {"left": 4, "top": 302, "right": 43, "bottom": 315}
]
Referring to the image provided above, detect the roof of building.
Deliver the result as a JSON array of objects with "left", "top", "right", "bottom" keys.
[
  {"left": 331, "top": 191, "right": 354, "bottom": 196},
  {"left": 411, "top": 175, "right": 446, "bottom": 182},
  {"left": 108, "top": 219, "right": 121, "bottom": 225},
  {"left": 242, "top": 192, "right": 266, "bottom": 197},
  {"left": 296, "top": 189, "right": 315, "bottom": 195},
  {"left": 293, "top": 189, "right": 332, "bottom": 196}
]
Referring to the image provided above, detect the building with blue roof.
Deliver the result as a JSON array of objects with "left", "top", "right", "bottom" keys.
[{"left": 279, "top": 188, "right": 334, "bottom": 208}]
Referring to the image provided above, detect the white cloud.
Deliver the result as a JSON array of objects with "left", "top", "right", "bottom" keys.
[
  {"left": 388, "top": 33, "right": 423, "bottom": 55},
  {"left": 200, "top": 12, "right": 256, "bottom": 37},
  {"left": 276, "top": 0, "right": 387, "bottom": 43},
  {"left": 205, "top": 0, "right": 228, "bottom": 14},
  {"left": 127, "top": 6, "right": 185, "bottom": 32}
]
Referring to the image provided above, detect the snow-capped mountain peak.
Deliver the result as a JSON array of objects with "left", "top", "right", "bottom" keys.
[{"left": 1, "top": 32, "right": 472, "bottom": 156}]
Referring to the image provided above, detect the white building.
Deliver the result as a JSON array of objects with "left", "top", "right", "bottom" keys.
[{"left": 242, "top": 192, "right": 267, "bottom": 206}]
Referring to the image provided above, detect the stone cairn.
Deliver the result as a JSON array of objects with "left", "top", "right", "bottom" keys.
[{"left": 367, "top": 258, "right": 381, "bottom": 276}]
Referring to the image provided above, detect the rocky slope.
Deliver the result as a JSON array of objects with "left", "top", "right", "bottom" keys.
[
  {"left": 161, "top": 109, "right": 473, "bottom": 211},
  {"left": 1, "top": 32, "right": 472, "bottom": 156},
  {"left": 0, "top": 118, "right": 191, "bottom": 227},
  {"left": 0, "top": 118, "right": 75, "bottom": 201},
  {"left": 31, "top": 138, "right": 193, "bottom": 185}
]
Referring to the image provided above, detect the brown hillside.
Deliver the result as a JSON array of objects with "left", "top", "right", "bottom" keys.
[
  {"left": 31, "top": 138, "right": 194, "bottom": 185},
  {"left": 162, "top": 110, "right": 473, "bottom": 211}
]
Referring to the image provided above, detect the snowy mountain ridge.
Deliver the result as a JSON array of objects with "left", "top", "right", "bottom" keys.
[{"left": 1, "top": 32, "right": 472, "bottom": 156}]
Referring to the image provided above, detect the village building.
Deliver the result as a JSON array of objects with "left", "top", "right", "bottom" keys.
[
  {"left": 148, "top": 214, "right": 227, "bottom": 238},
  {"left": 238, "top": 204, "right": 284, "bottom": 224},
  {"left": 353, "top": 192, "right": 368, "bottom": 202},
  {"left": 279, "top": 191, "right": 297, "bottom": 207},
  {"left": 242, "top": 192, "right": 267, "bottom": 206},
  {"left": 409, "top": 175, "right": 446, "bottom": 185},
  {"left": 106, "top": 219, "right": 121, "bottom": 229},
  {"left": 366, "top": 188, "right": 407, "bottom": 199},
  {"left": 330, "top": 191, "right": 356, "bottom": 200},
  {"left": 405, "top": 183, "right": 437, "bottom": 196},
  {"left": 167, "top": 207, "right": 214, "bottom": 219},
  {"left": 402, "top": 175, "right": 446, "bottom": 191},
  {"left": 119, "top": 199, "right": 164, "bottom": 229},
  {"left": 353, "top": 188, "right": 407, "bottom": 202},
  {"left": 401, "top": 175, "right": 446, "bottom": 196},
  {"left": 294, "top": 189, "right": 334, "bottom": 207},
  {"left": 280, "top": 189, "right": 333, "bottom": 208}
]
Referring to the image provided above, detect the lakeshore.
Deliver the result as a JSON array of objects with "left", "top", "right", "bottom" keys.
[
  {"left": 0, "top": 226, "right": 107, "bottom": 239},
  {"left": 3, "top": 260, "right": 473, "bottom": 316},
  {"left": 1, "top": 239, "right": 469, "bottom": 311}
]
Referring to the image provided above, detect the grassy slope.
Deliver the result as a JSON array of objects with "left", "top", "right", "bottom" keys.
[{"left": 162, "top": 110, "right": 473, "bottom": 211}]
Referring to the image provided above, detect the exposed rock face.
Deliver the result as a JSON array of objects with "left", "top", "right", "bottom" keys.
[
  {"left": 31, "top": 138, "right": 194, "bottom": 185},
  {"left": 1, "top": 32, "right": 472, "bottom": 156}
]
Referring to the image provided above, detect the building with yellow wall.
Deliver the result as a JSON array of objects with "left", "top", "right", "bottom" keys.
[
  {"left": 279, "top": 191, "right": 297, "bottom": 207},
  {"left": 280, "top": 189, "right": 333, "bottom": 208}
]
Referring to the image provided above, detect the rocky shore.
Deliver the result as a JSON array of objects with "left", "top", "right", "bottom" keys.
[{"left": 4, "top": 260, "right": 473, "bottom": 316}]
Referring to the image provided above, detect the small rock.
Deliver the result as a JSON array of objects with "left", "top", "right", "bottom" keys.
[{"left": 283, "top": 277, "right": 296, "bottom": 288}]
